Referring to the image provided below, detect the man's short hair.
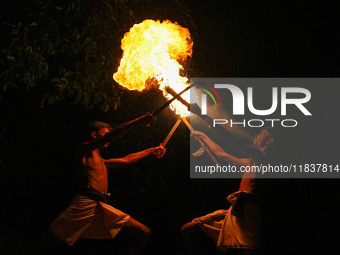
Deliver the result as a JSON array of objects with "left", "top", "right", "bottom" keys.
[
  {"left": 261, "top": 127, "right": 281, "bottom": 159},
  {"left": 88, "top": 121, "right": 112, "bottom": 133},
  {"left": 262, "top": 127, "right": 278, "bottom": 140}
]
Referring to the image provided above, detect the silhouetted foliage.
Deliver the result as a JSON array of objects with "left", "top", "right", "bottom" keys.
[
  {"left": 0, "top": 0, "right": 197, "bottom": 110},
  {"left": 0, "top": 0, "right": 132, "bottom": 111}
]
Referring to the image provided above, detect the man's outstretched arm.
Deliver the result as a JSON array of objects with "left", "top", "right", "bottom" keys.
[
  {"left": 78, "top": 113, "right": 154, "bottom": 156},
  {"left": 192, "top": 131, "right": 250, "bottom": 167},
  {"left": 104, "top": 145, "right": 166, "bottom": 169}
]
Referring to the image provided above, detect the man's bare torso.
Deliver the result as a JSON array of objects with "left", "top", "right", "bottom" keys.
[{"left": 77, "top": 148, "right": 109, "bottom": 194}]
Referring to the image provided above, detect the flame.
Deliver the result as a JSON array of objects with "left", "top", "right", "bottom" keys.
[{"left": 113, "top": 19, "right": 193, "bottom": 117}]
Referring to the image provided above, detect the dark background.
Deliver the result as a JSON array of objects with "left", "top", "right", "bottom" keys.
[{"left": 1, "top": 1, "right": 340, "bottom": 254}]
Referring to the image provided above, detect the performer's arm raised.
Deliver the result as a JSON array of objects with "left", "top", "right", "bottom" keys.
[
  {"left": 104, "top": 145, "right": 166, "bottom": 169},
  {"left": 77, "top": 113, "right": 154, "bottom": 156}
]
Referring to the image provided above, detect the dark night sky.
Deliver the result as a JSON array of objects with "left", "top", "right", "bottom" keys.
[
  {"left": 1, "top": 1, "right": 340, "bottom": 255},
  {"left": 187, "top": 1, "right": 339, "bottom": 77}
]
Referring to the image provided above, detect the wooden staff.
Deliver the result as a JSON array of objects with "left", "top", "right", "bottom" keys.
[
  {"left": 162, "top": 118, "right": 182, "bottom": 147},
  {"left": 152, "top": 83, "right": 195, "bottom": 116}
]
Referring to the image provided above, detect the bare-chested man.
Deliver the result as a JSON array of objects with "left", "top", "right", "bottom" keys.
[
  {"left": 181, "top": 128, "right": 275, "bottom": 255},
  {"left": 49, "top": 113, "right": 166, "bottom": 255}
]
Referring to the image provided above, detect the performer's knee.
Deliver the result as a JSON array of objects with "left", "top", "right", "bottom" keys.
[
  {"left": 180, "top": 222, "right": 196, "bottom": 240},
  {"left": 118, "top": 218, "right": 151, "bottom": 245},
  {"left": 137, "top": 225, "right": 151, "bottom": 244},
  {"left": 143, "top": 226, "right": 151, "bottom": 241}
]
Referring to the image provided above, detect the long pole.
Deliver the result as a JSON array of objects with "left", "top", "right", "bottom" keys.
[
  {"left": 162, "top": 118, "right": 182, "bottom": 147},
  {"left": 152, "top": 83, "right": 195, "bottom": 116}
]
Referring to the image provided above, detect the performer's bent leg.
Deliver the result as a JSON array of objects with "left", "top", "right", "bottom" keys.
[
  {"left": 181, "top": 222, "right": 222, "bottom": 255},
  {"left": 115, "top": 217, "right": 151, "bottom": 255}
]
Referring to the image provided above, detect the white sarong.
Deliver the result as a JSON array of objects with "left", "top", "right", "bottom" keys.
[
  {"left": 49, "top": 195, "right": 130, "bottom": 246},
  {"left": 193, "top": 191, "right": 261, "bottom": 252}
]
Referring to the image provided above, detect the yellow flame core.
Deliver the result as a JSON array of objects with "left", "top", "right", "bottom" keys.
[{"left": 113, "top": 19, "right": 193, "bottom": 117}]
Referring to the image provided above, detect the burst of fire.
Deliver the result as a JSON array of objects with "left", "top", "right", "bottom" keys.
[{"left": 113, "top": 19, "right": 193, "bottom": 117}]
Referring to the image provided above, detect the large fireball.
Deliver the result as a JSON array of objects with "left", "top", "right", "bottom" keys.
[{"left": 113, "top": 19, "right": 193, "bottom": 116}]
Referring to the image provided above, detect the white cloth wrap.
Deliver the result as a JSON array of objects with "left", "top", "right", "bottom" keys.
[
  {"left": 192, "top": 191, "right": 261, "bottom": 252},
  {"left": 49, "top": 195, "right": 130, "bottom": 246}
]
